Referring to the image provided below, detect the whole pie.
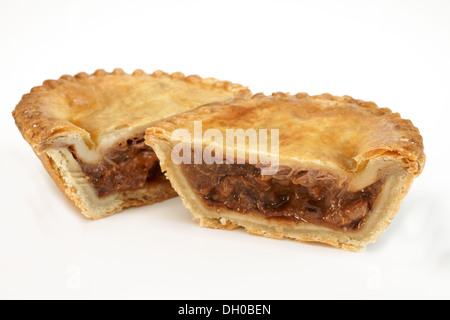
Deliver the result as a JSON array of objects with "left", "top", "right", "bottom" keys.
[
  {"left": 146, "top": 92, "right": 425, "bottom": 251},
  {"left": 12, "top": 69, "right": 251, "bottom": 219}
]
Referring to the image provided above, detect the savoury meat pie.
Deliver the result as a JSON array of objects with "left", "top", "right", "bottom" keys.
[
  {"left": 146, "top": 93, "right": 425, "bottom": 251},
  {"left": 13, "top": 69, "right": 251, "bottom": 219}
]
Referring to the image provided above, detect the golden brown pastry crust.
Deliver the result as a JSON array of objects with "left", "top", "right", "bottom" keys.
[
  {"left": 146, "top": 93, "right": 425, "bottom": 251},
  {"left": 13, "top": 69, "right": 251, "bottom": 218},
  {"left": 148, "top": 92, "right": 424, "bottom": 176},
  {"left": 13, "top": 68, "right": 251, "bottom": 156}
]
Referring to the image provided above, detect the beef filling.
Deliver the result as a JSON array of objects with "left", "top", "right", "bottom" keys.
[
  {"left": 181, "top": 162, "right": 383, "bottom": 230},
  {"left": 71, "top": 134, "right": 164, "bottom": 197}
]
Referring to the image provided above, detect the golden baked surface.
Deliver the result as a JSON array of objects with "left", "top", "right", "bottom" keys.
[
  {"left": 13, "top": 68, "right": 251, "bottom": 153},
  {"left": 148, "top": 92, "right": 424, "bottom": 175}
]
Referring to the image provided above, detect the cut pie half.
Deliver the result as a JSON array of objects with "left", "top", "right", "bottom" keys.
[
  {"left": 13, "top": 69, "right": 251, "bottom": 219},
  {"left": 146, "top": 92, "right": 425, "bottom": 251}
]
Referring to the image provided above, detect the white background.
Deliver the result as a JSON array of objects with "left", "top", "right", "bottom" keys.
[{"left": 1, "top": 0, "right": 449, "bottom": 299}]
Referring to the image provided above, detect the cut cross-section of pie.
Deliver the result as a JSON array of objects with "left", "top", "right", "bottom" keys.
[
  {"left": 146, "top": 92, "right": 425, "bottom": 251},
  {"left": 13, "top": 69, "right": 251, "bottom": 219}
]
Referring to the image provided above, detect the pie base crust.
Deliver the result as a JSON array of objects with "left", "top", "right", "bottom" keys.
[{"left": 41, "top": 147, "right": 177, "bottom": 218}]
